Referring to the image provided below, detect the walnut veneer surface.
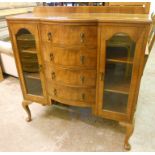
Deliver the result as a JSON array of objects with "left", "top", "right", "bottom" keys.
[
  {"left": 7, "top": 6, "right": 151, "bottom": 150},
  {"left": 7, "top": 12, "right": 151, "bottom": 23}
]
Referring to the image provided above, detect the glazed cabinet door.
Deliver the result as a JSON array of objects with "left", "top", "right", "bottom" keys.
[
  {"left": 97, "top": 24, "right": 145, "bottom": 121},
  {"left": 9, "top": 23, "right": 47, "bottom": 104}
]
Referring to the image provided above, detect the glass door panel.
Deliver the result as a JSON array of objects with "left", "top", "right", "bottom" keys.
[
  {"left": 103, "top": 33, "right": 135, "bottom": 113},
  {"left": 16, "top": 29, "right": 43, "bottom": 96}
]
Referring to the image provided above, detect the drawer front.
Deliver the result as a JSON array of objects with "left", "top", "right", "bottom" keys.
[
  {"left": 41, "top": 25, "right": 57, "bottom": 43},
  {"left": 41, "top": 25, "right": 97, "bottom": 47},
  {"left": 45, "top": 64, "right": 96, "bottom": 87},
  {"left": 43, "top": 46, "right": 97, "bottom": 68},
  {"left": 47, "top": 83, "right": 96, "bottom": 104}
]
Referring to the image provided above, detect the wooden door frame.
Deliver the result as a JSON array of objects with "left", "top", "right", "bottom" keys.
[
  {"left": 95, "top": 23, "right": 147, "bottom": 122},
  {"left": 7, "top": 20, "right": 48, "bottom": 104}
]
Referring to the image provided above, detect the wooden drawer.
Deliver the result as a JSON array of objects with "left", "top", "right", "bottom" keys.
[
  {"left": 41, "top": 25, "right": 97, "bottom": 47},
  {"left": 45, "top": 64, "right": 96, "bottom": 87},
  {"left": 40, "top": 25, "right": 57, "bottom": 43},
  {"left": 47, "top": 83, "right": 96, "bottom": 105},
  {"left": 43, "top": 46, "right": 97, "bottom": 68}
]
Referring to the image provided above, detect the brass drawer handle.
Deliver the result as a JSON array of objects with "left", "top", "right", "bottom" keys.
[
  {"left": 81, "top": 93, "right": 85, "bottom": 100},
  {"left": 53, "top": 89, "right": 57, "bottom": 96},
  {"left": 51, "top": 72, "right": 56, "bottom": 80},
  {"left": 50, "top": 53, "right": 54, "bottom": 61},
  {"left": 48, "top": 32, "right": 52, "bottom": 41},
  {"left": 80, "top": 32, "right": 84, "bottom": 43},
  {"left": 80, "top": 56, "right": 85, "bottom": 64},
  {"left": 80, "top": 76, "right": 85, "bottom": 84}
]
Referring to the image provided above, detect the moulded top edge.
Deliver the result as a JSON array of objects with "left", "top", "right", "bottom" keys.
[{"left": 6, "top": 13, "right": 152, "bottom": 24}]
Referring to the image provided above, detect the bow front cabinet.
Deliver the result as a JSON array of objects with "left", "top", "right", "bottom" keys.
[{"left": 7, "top": 6, "right": 151, "bottom": 150}]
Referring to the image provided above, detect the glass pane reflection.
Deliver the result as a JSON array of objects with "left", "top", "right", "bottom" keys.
[
  {"left": 103, "top": 33, "right": 135, "bottom": 113},
  {"left": 16, "top": 29, "right": 43, "bottom": 96}
]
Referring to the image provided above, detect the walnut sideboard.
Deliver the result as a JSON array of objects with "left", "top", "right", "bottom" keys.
[{"left": 7, "top": 6, "right": 151, "bottom": 150}]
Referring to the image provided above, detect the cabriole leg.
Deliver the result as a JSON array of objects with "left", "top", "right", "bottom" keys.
[
  {"left": 22, "top": 100, "right": 32, "bottom": 122},
  {"left": 120, "top": 122, "right": 134, "bottom": 151},
  {"left": 124, "top": 123, "right": 134, "bottom": 150}
]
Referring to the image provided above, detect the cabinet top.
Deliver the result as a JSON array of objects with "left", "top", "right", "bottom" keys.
[
  {"left": 7, "top": 13, "right": 152, "bottom": 24},
  {"left": 6, "top": 6, "right": 152, "bottom": 24}
]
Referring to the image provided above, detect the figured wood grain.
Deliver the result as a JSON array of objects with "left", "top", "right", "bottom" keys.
[
  {"left": 47, "top": 82, "right": 96, "bottom": 106},
  {"left": 128, "top": 25, "right": 151, "bottom": 121},
  {"left": 45, "top": 63, "right": 96, "bottom": 87},
  {"left": 41, "top": 24, "right": 97, "bottom": 47},
  {"left": 42, "top": 45, "right": 97, "bottom": 68},
  {"left": 7, "top": 13, "right": 151, "bottom": 25},
  {"left": 96, "top": 23, "right": 148, "bottom": 122},
  {"left": 40, "top": 23, "right": 98, "bottom": 107},
  {"left": 7, "top": 22, "right": 48, "bottom": 104},
  {"left": 7, "top": 6, "right": 151, "bottom": 150}
]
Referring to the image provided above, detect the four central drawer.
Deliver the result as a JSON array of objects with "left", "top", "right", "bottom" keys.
[
  {"left": 47, "top": 83, "right": 96, "bottom": 104},
  {"left": 41, "top": 24, "right": 97, "bottom": 106},
  {"left": 43, "top": 46, "right": 97, "bottom": 68},
  {"left": 45, "top": 63, "right": 96, "bottom": 87},
  {"left": 41, "top": 25, "right": 97, "bottom": 47}
]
